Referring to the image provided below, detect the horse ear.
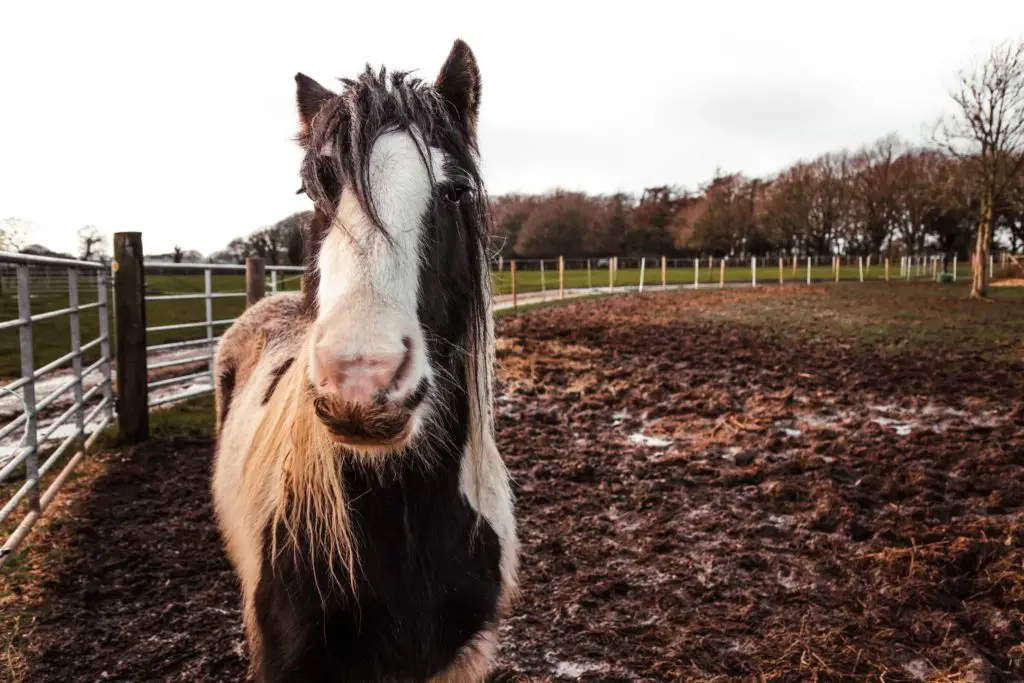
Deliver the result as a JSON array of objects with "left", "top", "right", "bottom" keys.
[
  {"left": 435, "top": 39, "right": 481, "bottom": 136},
  {"left": 295, "top": 73, "right": 335, "bottom": 141}
]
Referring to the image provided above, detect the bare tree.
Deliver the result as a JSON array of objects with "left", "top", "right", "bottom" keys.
[
  {"left": 1, "top": 217, "right": 33, "bottom": 252},
  {"left": 937, "top": 39, "right": 1024, "bottom": 297},
  {"left": 78, "top": 225, "right": 108, "bottom": 261},
  {"left": 172, "top": 246, "right": 184, "bottom": 263},
  {"left": 227, "top": 237, "right": 251, "bottom": 264},
  {"left": 847, "top": 134, "right": 907, "bottom": 257}
]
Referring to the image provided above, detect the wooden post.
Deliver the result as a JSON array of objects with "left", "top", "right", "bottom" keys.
[
  {"left": 540, "top": 260, "right": 546, "bottom": 293},
  {"left": 834, "top": 256, "right": 840, "bottom": 283},
  {"left": 778, "top": 256, "right": 784, "bottom": 285},
  {"left": 694, "top": 257, "right": 700, "bottom": 289},
  {"left": 246, "top": 257, "right": 266, "bottom": 307},
  {"left": 858, "top": 256, "right": 864, "bottom": 283},
  {"left": 113, "top": 232, "right": 149, "bottom": 444},
  {"left": 558, "top": 256, "right": 565, "bottom": 300},
  {"left": 990, "top": 253, "right": 994, "bottom": 280},
  {"left": 751, "top": 257, "right": 757, "bottom": 287},
  {"left": 953, "top": 254, "right": 957, "bottom": 281},
  {"left": 510, "top": 260, "right": 517, "bottom": 312},
  {"left": 638, "top": 257, "right": 646, "bottom": 293},
  {"left": 806, "top": 256, "right": 811, "bottom": 285},
  {"left": 661, "top": 256, "right": 667, "bottom": 290},
  {"left": 587, "top": 258, "right": 592, "bottom": 289},
  {"left": 719, "top": 258, "right": 725, "bottom": 288},
  {"left": 885, "top": 257, "right": 890, "bottom": 282},
  {"left": 608, "top": 257, "right": 614, "bottom": 292}
]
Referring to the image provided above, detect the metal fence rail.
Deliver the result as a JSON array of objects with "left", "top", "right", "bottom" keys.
[
  {"left": 0, "top": 252, "right": 114, "bottom": 566},
  {"left": 140, "top": 260, "right": 303, "bottom": 408}
]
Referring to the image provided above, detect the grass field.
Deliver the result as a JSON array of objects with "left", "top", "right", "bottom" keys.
[{"left": 0, "top": 262, "right": 990, "bottom": 378}]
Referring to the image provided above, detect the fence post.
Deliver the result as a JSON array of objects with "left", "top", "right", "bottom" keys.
[
  {"left": 885, "top": 257, "right": 890, "bottom": 282},
  {"left": 751, "top": 257, "right": 757, "bottom": 287},
  {"left": 68, "top": 269, "right": 85, "bottom": 440},
  {"left": 587, "top": 258, "right": 592, "bottom": 289},
  {"left": 693, "top": 258, "right": 699, "bottom": 289},
  {"left": 834, "top": 256, "right": 840, "bottom": 283},
  {"left": 953, "top": 254, "right": 957, "bottom": 281},
  {"left": 779, "top": 256, "right": 784, "bottom": 285},
  {"left": 806, "top": 256, "right": 811, "bottom": 285},
  {"left": 638, "top": 257, "right": 646, "bottom": 293},
  {"left": 558, "top": 256, "right": 565, "bottom": 300},
  {"left": 16, "top": 265, "right": 40, "bottom": 513},
  {"left": 205, "top": 269, "right": 215, "bottom": 385},
  {"left": 990, "top": 253, "right": 994, "bottom": 280},
  {"left": 661, "top": 256, "right": 667, "bottom": 290},
  {"left": 608, "top": 257, "right": 614, "bottom": 292},
  {"left": 97, "top": 267, "right": 114, "bottom": 424},
  {"left": 719, "top": 258, "right": 725, "bottom": 288},
  {"left": 246, "top": 257, "right": 266, "bottom": 307},
  {"left": 858, "top": 256, "right": 864, "bottom": 283},
  {"left": 510, "top": 260, "right": 517, "bottom": 312},
  {"left": 113, "top": 231, "right": 149, "bottom": 444},
  {"left": 540, "top": 260, "right": 546, "bottom": 293}
]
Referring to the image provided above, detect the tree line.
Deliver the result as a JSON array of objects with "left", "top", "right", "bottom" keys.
[
  {"left": 205, "top": 39, "right": 1024, "bottom": 299},
  {"left": 492, "top": 137, "right": 1021, "bottom": 261}
]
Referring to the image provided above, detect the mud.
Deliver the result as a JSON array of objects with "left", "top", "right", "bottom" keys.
[{"left": 4, "top": 291, "right": 1023, "bottom": 682}]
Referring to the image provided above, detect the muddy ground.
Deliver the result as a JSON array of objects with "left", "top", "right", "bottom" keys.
[{"left": 3, "top": 287, "right": 1023, "bottom": 682}]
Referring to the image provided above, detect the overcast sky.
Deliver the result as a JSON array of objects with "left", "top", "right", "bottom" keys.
[{"left": 2, "top": 1, "right": 1022, "bottom": 256}]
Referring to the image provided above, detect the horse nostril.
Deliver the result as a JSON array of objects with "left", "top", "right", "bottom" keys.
[{"left": 390, "top": 337, "right": 414, "bottom": 390}]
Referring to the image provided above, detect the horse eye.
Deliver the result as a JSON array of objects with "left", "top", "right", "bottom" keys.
[{"left": 443, "top": 184, "right": 472, "bottom": 205}]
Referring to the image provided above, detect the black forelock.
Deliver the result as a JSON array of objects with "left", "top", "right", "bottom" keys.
[
  {"left": 299, "top": 66, "right": 483, "bottom": 228},
  {"left": 298, "top": 66, "right": 493, "bottom": 373}
]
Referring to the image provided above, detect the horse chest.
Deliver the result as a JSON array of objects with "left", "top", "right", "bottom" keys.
[{"left": 254, "top": 462, "right": 503, "bottom": 682}]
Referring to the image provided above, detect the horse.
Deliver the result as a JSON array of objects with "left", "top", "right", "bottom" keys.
[{"left": 211, "top": 39, "right": 519, "bottom": 682}]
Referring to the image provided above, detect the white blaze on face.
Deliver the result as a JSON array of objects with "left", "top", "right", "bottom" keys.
[{"left": 311, "top": 129, "right": 447, "bottom": 404}]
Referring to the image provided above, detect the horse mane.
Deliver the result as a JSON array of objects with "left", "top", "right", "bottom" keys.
[{"left": 244, "top": 345, "right": 358, "bottom": 595}]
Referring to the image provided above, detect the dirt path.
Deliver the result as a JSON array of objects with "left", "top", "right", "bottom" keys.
[{"left": 4, "top": 290, "right": 1023, "bottom": 682}]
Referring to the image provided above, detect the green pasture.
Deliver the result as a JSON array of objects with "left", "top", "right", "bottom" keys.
[{"left": 0, "top": 261, "right": 988, "bottom": 378}]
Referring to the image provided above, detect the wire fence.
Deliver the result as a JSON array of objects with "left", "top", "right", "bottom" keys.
[{"left": 0, "top": 252, "right": 114, "bottom": 565}]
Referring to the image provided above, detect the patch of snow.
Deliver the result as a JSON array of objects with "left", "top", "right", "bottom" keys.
[
  {"left": 902, "top": 659, "right": 932, "bottom": 681},
  {"left": 628, "top": 432, "right": 672, "bottom": 448},
  {"left": 768, "top": 514, "right": 795, "bottom": 530},
  {"left": 553, "top": 661, "right": 607, "bottom": 680},
  {"left": 872, "top": 416, "right": 915, "bottom": 436}
]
